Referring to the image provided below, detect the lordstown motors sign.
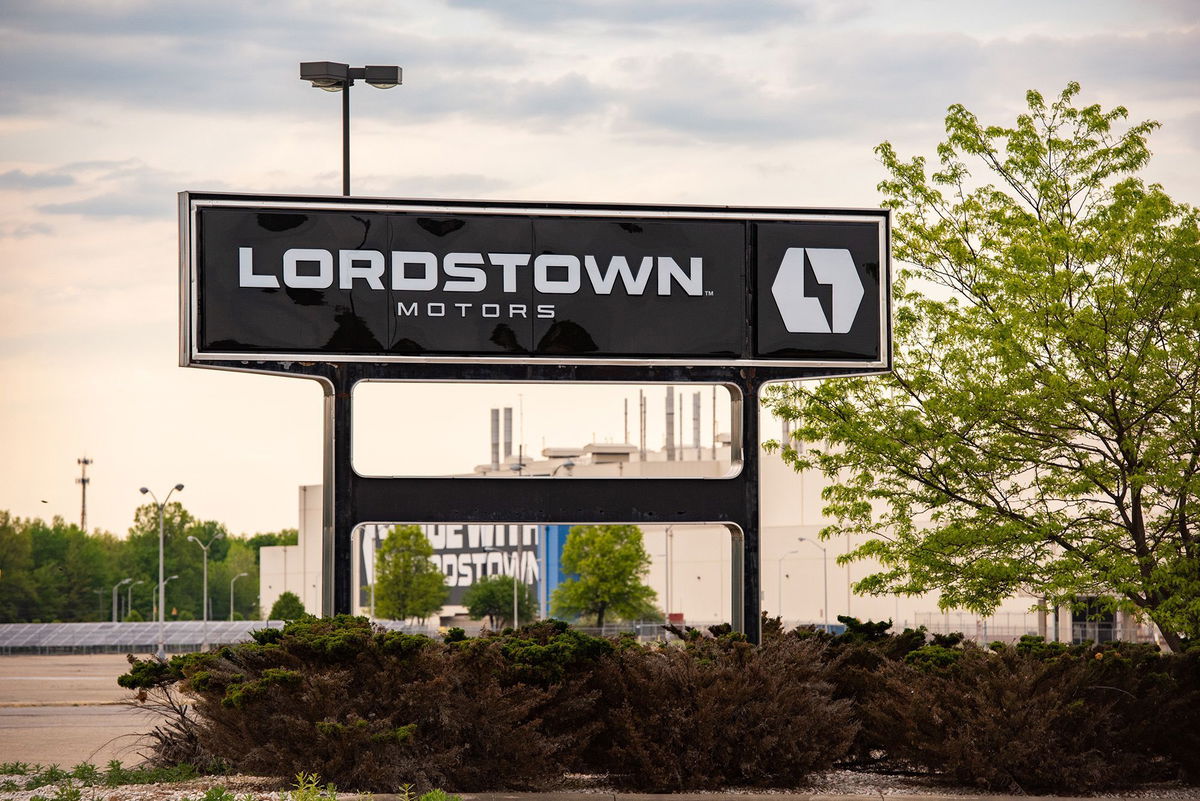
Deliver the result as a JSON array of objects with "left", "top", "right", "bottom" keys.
[{"left": 179, "top": 193, "right": 889, "bottom": 370}]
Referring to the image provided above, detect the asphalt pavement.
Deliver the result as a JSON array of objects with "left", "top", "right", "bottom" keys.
[{"left": 0, "top": 652, "right": 151, "bottom": 765}]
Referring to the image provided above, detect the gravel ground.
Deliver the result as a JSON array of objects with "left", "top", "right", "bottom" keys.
[{"left": 1, "top": 771, "right": 1197, "bottom": 801}]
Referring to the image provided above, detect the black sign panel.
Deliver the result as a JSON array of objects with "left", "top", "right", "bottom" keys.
[{"left": 181, "top": 193, "right": 889, "bottom": 368}]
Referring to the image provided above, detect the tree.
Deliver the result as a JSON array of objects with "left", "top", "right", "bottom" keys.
[
  {"left": 125, "top": 501, "right": 195, "bottom": 616},
  {"left": 269, "top": 590, "right": 305, "bottom": 620},
  {"left": 246, "top": 529, "right": 298, "bottom": 563},
  {"left": 374, "top": 525, "right": 448, "bottom": 622},
  {"left": 551, "top": 524, "right": 660, "bottom": 630},
  {"left": 212, "top": 539, "right": 258, "bottom": 622},
  {"left": 765, "top": 83, "right": 1200, "bottom": 651},
  {"left": 462, "top": 574, "right": 538, "bottom": 629},
  {"left": 0, "top": 512, "right": 40, "bottom": 622}
]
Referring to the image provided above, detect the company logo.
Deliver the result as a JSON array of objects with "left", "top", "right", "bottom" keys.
[
  {"left": 238, "top": 248, "right": 705, "bottom": 297},
  {"left": 770, "top": 247, "right": 863, "bottom": 334}
]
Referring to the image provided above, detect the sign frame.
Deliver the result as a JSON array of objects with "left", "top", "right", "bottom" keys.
[
  {"left": 178, "top": 190, "right": 892, "bottom": 644},
  {"left": 180, "top": 191, "right": 890, "bottom": 373}
]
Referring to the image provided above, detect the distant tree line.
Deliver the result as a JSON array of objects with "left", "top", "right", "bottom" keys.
[{"left": 0, "top": 507, "right": 295, "bottom": 623}]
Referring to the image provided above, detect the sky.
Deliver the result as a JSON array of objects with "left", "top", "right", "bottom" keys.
[{"left": 1, "top": 0, "right": 1197, "bottom": 539}]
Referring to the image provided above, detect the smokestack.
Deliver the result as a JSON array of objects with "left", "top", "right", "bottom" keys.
[
  {"left": 503, "top": 407, "right": 513, "bottom": 462},
  {"left": 639, "top": 389, "right": 646, "bottom": 461},
  {"left": 665, "top": 386, "right": 675, "bottom": 460},
  {"left": 678, "top": 393, "right": 684, "bottom": 461},
  {"left": 490, "top": 408, "right": 500, "bottom": 469},
  {"left": 711, "top": 385, "right": 718, "bottom": 460}
]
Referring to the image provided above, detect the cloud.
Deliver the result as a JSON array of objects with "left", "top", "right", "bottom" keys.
[
  {"left": 0, "top": 168, "right": 75, "bottom": 189},
  {"left": 369, "top": 173, "right": 513, "bottom": 198},
  {"left": 0, "top": 221, "right": 53, "bottom": 238},
  {"left": 33, "top": 160, "right": 195, "bottom": 219},
  {"left": 445, "top": 0, "right": 829, "bottom": 32},
  {"left": 602, "top": 28, "right": 1199, "bottom": 146},
  {"left": 0, "top": 1, "right": 528, "bottom": 119}
]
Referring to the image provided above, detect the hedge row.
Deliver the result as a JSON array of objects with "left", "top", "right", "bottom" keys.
[{"left": 120, "top": 616, "right": 1200, "bottom": 794}]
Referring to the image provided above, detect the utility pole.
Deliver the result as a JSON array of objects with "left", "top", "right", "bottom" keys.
[{"left": 76, "top": 457, "right": 92, "bottom": 531}]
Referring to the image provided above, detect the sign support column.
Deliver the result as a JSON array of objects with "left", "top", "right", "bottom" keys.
[{"left": 321, "top": 367, "right": 356, "bottom": 617}]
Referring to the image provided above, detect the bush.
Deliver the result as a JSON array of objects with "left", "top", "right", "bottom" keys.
[
  {"left": 860, "top": 643, "right": 1151, "bottom": 793},
  {"left": 123, "top": 617, "right": 606, "bottom": 792},
  {"left": 579, "top": 633, "right": 855, "bottom": 790},
  {"left": 121, "top": 615, "right": 1200, "bottom": 794}
]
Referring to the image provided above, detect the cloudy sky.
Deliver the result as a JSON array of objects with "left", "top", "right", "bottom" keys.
[{"left": 1, "top": 0, "right": 1197, "bottom": 538}]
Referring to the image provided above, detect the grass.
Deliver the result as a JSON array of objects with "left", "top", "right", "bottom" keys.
[{"left": 3, "top": 761, "right": 199, "bottom": 790}]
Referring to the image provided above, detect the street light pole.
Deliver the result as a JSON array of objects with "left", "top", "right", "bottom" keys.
[
  {"left": 798, "top": 537, "right": 828, "bottom": 633},
  {"left": 484, "top": 544, "right": 522, "bottom": 629},
  {"left": 300, "top": 62, "right": 402, "bottom": 197},
  {"left": 188, "top": 532, "right": 224, "bottom": 650},
  {"left": 156, "top": 574, "right": 180, "bottom": 629},
  {"left": 112, "top": 578, "right": 132, "bottom": 623},
  {"left": 777, "top": 550, "right": 799, "bottom": 621},
  {"left": 140, "top": 484, "right": 183, "bottom": 660},
  {"left": 127, "top": 580, "right": 143, "bottom": 621},
  {"left": 230, "top": 572, "right": 249, "bottom": 621}
]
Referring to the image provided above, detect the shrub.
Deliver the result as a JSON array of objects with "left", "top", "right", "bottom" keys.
[
  {"left": 122, "top": 615, "right": 1200, "bottom": 793},
  {"left": 861, "top": 644, "right": 1151, "bottom": 792},
  {"left": 123, "top": 617, "right": 604, "bottom": 792},
  {"left": 579, "top": 634, "right": 855, "bottom": 790}
]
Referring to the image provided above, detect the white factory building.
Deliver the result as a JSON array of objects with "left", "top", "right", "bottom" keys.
[{"left": 260, "top": 399, "right": 1158, "bottom": 645}]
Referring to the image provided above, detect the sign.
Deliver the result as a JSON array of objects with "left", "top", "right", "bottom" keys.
[
  {"left": 358, "top": 524, "right": 542, "bottom": 607},
  {"left": 180, "top": 193, "right": 889, "bottom": 369}
]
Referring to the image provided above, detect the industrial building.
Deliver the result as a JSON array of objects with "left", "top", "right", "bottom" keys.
[{"left": 260, "top": 393, "right": 1159, "bottom": 645}]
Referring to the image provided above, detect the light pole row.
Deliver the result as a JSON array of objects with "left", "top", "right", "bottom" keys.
[
  {"left": 230, "top": 572, "right": 249, "bottom": 621},
  {"left": 136, "top": 484, "right": 255, "bottom": 652},
  {"left": 187, "top": 531, "right": 223, "bottom": 650},
  {"left": 140, "top": 483, "right": 183, "bottom": 660}
]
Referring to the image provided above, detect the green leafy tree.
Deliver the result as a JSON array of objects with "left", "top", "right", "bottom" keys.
[
  {"left": 246, "top": 529, "right": 298, "bottom": 563},
  {"left": 551, "top": 524, "right": 660, "bottom": 630},
  {"left": 374, "top": 525, "right": 448, "bottom": 622},
  {"left": 765, "top": 83, "right": 1200, "bottom": 652},
  {"left": 462, "top": 574, "right": 538, "bottom": 629},
  {"left": 0, "top": 512, "right": 40, "bottom": 622},
  {"left": 28, "top": 517, "right": 114, "bottom": 621},
  {"left": 125, "top": 501, "right": 195, "bottom": 617},
  {"left": 212, "top": 539, "right": 258, "bottom": 621},
  {"left": 269, "top": 590, "right": 306, "bottom": 620}
]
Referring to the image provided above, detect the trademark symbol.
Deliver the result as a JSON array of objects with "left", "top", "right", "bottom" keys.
[{"left": 705, "top": 290, "right": 715, "bottom": 297}]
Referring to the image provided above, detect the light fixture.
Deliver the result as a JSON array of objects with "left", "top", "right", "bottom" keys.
[
  {"left": 364, "top": 65, "right": 401, "bottom": 89},
  {"left": 300, "top": 61, "right": 350, "bottom": 90},
  {"left": 300, "top": 61, "right": 402, "bottom": 196}
]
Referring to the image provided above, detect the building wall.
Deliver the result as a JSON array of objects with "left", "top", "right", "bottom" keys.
[
  {"left": 266, "top": 434, "right": 1161, "bottom": 644},
  {"left": 258, "top": 485, "right": 322, "bottom": 619}
]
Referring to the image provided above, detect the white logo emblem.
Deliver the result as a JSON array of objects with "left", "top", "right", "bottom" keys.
[{"left": 770, "top": 247, "right": 864, "bottom": 334}]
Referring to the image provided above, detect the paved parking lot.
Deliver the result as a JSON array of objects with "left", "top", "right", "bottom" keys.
[{"left": 0, "top": 653, "right": 153, "bottom": 766}]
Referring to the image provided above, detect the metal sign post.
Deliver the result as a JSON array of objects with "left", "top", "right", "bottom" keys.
[{"left": 179, "top": 192, "right": 890, "bottom": 642}]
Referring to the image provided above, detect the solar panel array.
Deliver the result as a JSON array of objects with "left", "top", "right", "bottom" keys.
[{"left": 0, "top": 619, "right": 438, "bottom": 654}]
